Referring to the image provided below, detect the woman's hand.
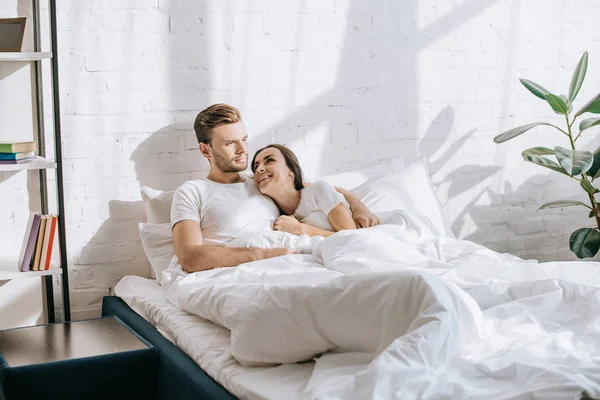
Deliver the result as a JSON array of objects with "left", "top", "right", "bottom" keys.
[{"left": 273, "top": 216, "right": 304, "bottom": 235}]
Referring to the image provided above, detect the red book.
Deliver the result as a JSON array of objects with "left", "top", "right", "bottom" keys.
[{"left": 43, "top": 216, "right": 58, "bottom": 271}]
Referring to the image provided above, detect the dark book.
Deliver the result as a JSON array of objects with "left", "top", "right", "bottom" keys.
[
  {"left": 0, "top": 151, "right": 35, "bottom": 160},
  {"left": 0, "top": 156, "right": 35, "bottom": 164}
]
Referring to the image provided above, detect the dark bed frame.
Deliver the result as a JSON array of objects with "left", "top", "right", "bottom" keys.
[{"left": 101, "top": 296, "right": 238, "bottom": 400}]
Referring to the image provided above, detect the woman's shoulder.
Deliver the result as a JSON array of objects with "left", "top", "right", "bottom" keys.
[
  {"left": 300, "top": 179, "right": 344, "bottom": 208},
  {"left": 302, "top": 179, "right": 336, "bottom": 193}
]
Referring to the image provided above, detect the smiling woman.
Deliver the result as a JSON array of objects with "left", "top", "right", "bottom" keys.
[{"left": 252, "top": 144, "right": 357, "bottom": 237}]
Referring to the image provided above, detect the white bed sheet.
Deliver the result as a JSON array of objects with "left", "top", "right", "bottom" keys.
[{"left": 114, "top": 275, "right": 313, "bottom": 400}]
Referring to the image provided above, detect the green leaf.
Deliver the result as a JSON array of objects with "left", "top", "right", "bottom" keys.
[
  {"left": 522, "top": 153, "right": 569, "bottom": 176},
  {"left": 579, "top": 117, "right": 600, "bottom": 133},
  {"left": 559, "top": 95, "right": 573, "bottom": 113},
  {"left": 546, "top": 93, "right": 569, "bottom": 114},
  {"left": 570, "top": 228, "right": 600, "bottom": 258},
  {"left": 581, "top": 179, "right": 600, "bottom": 194},
  {"left": 587, "top": 146, "right": 600, "bottom": 179},
  {"left": 568, "top": 51, "right": 588, "bottom": 104},
  {"left": 538, "top": 200, "right": 592, "bottom": 210},
  {"left": 589, "top": 210, "right": 595, "bottom": 218},
  {"left": 522, "top": 147, "right": 554, "bottom": 157},
  {"left": 519, "top": 78, "right": 551, "bottom": 100},
  {"left": 575, "top": 93, "right": 600, "bottom": 117},
  {"left": 554, "top": 146, "right": 594, "bottom": 176},
  {"left": 494, "top": 122, "right": 552, "bottom": 143}
]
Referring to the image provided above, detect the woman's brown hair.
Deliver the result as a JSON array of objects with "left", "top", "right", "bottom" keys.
[{"left": 251, "top": 144, "right": 305, "bottom": 191}]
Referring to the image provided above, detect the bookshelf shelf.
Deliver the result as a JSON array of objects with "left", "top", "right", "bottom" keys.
[
  {"left": 0, "top": 156, "right": 56, "bottom": 172},
  {"left": 0, "top": 52, "right": 52, "bottom": 61},
  {"left": 0, "top": 1, "right": 71, "bottom": 325},
  {"left": 0, "top": 257, "right": 61, "bottom": 282}
]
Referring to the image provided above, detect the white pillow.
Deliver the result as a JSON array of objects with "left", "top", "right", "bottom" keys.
[
  {"left": 318, "top": 156, "right": 405, "bottom": 190},
  {"left": 350, "top": 158, "right": 454, "bottom": 238},
  {"left": 138, "top": 222, "right": 175, "bottom": 281},
  {"left": 141, "top": 187, "right": 174, "bottom": 224}
]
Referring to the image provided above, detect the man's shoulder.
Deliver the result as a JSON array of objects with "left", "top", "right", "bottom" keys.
[{"left": 175, "top": 178, "right": 210, "bottom": 195}]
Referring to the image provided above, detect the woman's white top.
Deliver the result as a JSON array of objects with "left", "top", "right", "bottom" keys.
[{"left": 293, "top": 180, "right": 349, "bottom": 231}]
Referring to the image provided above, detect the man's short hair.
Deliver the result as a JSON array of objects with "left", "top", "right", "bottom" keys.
[{"left": 193, "top": 103, "right": 242, "bottom": 144}]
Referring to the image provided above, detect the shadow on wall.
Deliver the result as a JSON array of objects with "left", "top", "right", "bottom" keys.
[
  {"left": 130, "top": 125, "right": 208, "bottom": 191},
  {"left": 459, "top": 173, "right": 598, "bottom": 261},
  {"left": 418, "top": 105, "right": 587, "bottom": 261},
  {"left": 76, "top": 126, "right": 206, "bottom": 297},
  {"left": 78, "top": 0, "right": 506, "bottom": 273},
  {"left": 73, "top": 0, "right": 545, "bottom": 313},
  {"left": 252, "top": 0, "right": 502, "bottom": 177}
]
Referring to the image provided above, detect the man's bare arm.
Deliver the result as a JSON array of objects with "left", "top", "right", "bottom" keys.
[
  {"left": 172, "top": 220, "right": 293, "bottom": 273},
  {"left": 333, "top": 186, "right": 380, "bottom": 228}
]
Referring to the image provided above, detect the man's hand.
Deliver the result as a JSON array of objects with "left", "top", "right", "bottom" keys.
[
  {"left": 273, "top": 215, "right": 304, "bottom": 235},
  {"left": 349, "top": 201, "right": 380, "bottom": 228},
  {"left": 332, "top": 186, "right": 379, "bottom": 229}
]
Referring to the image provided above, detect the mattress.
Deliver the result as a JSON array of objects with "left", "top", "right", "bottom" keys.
[{"left": 114, "top": 275, "right": 314, "bottom": 400}]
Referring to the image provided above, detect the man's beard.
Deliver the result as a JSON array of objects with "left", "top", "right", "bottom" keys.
[{"left": 211, "top": 148, "right": 247, "bottom": 173}]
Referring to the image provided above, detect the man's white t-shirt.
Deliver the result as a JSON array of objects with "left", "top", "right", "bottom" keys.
[
  {"left": 293, "top": 180, "right": 349, "bottom": 231},
  {"left": 170, "top": 175, "right": 279, "bottom": 245},
  {"left": 161, "top": 174, "right": 280, "bottom": 287}
]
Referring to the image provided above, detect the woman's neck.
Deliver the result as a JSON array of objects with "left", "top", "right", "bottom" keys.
[{"left": 270, "top": 185, "right": 301, "bottom": 215}]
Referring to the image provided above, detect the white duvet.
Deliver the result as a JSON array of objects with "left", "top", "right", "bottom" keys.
[{"left": 165, "top": 211, "right": 600, "bottom": 399}]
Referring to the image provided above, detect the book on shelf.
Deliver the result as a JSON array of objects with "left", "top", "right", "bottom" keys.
[
  {"left": 0, "top": 157, "right": 35, "bottom": 164},
  {"left": 32, "top": 216, "right": 47, "bottom": 271},
  {"left": 42, "top": 216, "right": 58, "bottom": 271},
  {"left": 0, "top": 141, "right": 37, "bottom": 153},
  {"left": 0, "top": 151, "right": 35, "bottom": 160},
  {"left": 16, "top": 212, "right": 58, "bottom": 272},
  {"left": 18, "top": 212, "right": 41, "bottom": 272}
]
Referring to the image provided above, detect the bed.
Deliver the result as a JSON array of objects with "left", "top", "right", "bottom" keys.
[
  {"left": 101, "top": 294, "right": 236, "bottom": 400},
  {"left": 114, "top": 157, "right": 600, "bottom": 399},
  {"left": 104, "top": 275, "right": 317, "bottom": 400}
]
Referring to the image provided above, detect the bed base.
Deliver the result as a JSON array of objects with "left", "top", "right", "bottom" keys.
[{"left": 101, "top": 296, "right": 237, "bottom": 400}]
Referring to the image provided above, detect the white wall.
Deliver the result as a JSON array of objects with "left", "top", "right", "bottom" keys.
[{"left": 2, "top": 0, "right": 600, "bottom": 319}]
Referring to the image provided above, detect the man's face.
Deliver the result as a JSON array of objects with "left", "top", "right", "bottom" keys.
[{"left": 203, "top": 121, "right": 248, "bottom": 173}]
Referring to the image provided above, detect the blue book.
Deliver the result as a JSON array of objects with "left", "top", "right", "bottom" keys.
[{"left": 0, "top": 151, "right": 35, "bottom": 160}]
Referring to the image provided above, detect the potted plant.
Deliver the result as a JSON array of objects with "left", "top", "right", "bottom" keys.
[{"left": 494, "top": 51, "right": 600, "bottom": 259}]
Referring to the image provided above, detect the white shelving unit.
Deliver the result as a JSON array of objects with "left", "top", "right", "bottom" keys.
[
  {"left": 0, "top": 1, "right": 71, "bottom": 323},
  {"left": 0, "top": 52, "right": 51, "bottom": 61},
  {"left": 0, "top": 257, "right": 61, "bottom": 282},
  {"left": 0, "top": 156, "right": 56, "bottom": 172}
]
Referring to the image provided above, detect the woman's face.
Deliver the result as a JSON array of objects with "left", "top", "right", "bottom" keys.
[{"left": 253, "top": 147, "right": 294, "bottom": 195}]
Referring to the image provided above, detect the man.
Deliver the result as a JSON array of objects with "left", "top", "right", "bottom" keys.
[{"left": 170, "top": 103, "right": 379, "bottom": 274}]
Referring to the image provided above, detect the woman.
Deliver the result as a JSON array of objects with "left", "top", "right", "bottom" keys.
[{"left": 251, "top": 144, "right": 357, "bottom": 237}]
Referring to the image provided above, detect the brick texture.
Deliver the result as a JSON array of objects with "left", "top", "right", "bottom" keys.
[{"left": 1, "top": 0, "right": 600, "bottom": 318}]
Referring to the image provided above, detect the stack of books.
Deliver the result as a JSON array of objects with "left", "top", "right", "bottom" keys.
[
  {"left": 0, "top": 141, "right": 37, "bottom": 164},
  {"left": 17, "top": 212, "right": 58, "bottom": 272}
]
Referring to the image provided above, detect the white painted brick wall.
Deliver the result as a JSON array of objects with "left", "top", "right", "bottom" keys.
[{"left": 2, "top": 0, "right": 600, "bottom": 319}]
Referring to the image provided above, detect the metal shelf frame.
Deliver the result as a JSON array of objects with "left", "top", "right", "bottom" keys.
[{"left": 4, "top": 0, "right": 72, "bottom": 323}]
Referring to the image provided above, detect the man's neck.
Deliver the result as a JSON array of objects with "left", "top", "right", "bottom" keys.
[
  {"left": 271, "top": 186, "right": 301, "bottom": 215},
  {"left": 206, "top": 170, "right": 245, "bottom": 184}
]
